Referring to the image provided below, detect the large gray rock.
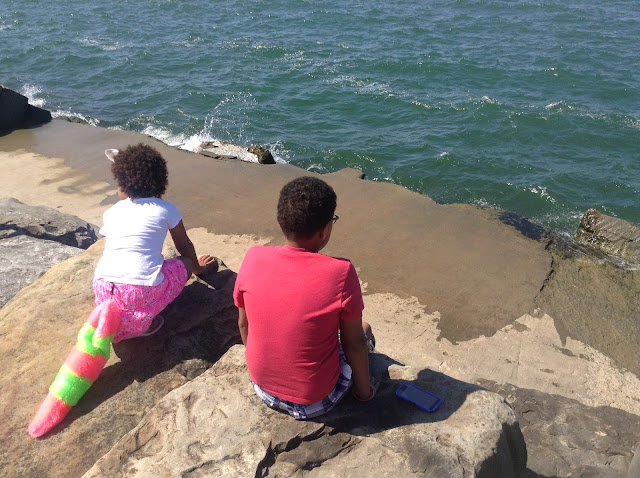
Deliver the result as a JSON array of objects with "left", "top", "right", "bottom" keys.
[
  {"left": 575, "top": 208, "right": 640, "bottom": 262},
  {"left": 0, "top": 197, "right": 99, "bottom": 248},
  {"left": 0, "top": 235, "right": 83, "bottom": 308},
  {"left": 84, "top": 346, "right": 527, "bottom": 478},
  {"left": 478, "top": 380, "right": 640, "bottom": 477},
  {"left": 0, "top": 198, "right": 100, "bottom": 307}
]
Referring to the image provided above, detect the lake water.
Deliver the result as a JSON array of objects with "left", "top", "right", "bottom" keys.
[{"left": 2, "top": 0, "right": 639, "bottom": 235}]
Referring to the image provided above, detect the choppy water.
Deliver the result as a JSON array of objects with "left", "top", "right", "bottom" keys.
[{"left": 2, "top": 0, "right": 639, "bottom": 235}]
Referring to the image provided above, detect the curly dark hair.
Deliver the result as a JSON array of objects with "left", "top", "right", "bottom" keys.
[
  {"left": 277, "top": 176, "right": 337, "bottom": 240},
  {"left": 111, "top": 143, "right": 168, "bottom": 199}
]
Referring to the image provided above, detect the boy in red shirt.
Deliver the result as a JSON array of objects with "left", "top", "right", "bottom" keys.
[{"left": 233, "top": 176, "right": 376, "bottom": 419}]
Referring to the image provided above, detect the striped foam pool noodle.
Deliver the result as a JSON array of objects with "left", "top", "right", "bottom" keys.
[{"left": 28, "top": 300, "right": 121, "bottom": 438}]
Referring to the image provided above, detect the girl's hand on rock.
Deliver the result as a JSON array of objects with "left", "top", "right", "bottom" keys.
[{"left": 194, "top": 255, "right": 215, "bottom": 275}]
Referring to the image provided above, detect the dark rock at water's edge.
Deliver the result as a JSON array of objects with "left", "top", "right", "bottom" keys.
[
  {"left": 247, "top": 144, "right": 276, "bottom": 164},
  {"left": 0, "top": 197, "right": 100, "bottom": 308},
  {"left": 478, "top": 380, "right": 640, "bottom": 478},
  {"left": 0, "top": 85, "right": 51, "bottom": 133},
  {"left": 576, "top": 208, "right": 640, "bottom": 264}
]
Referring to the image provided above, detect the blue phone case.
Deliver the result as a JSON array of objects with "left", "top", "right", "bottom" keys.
[{"left": 395, "top": 381, "right": 442, "bottom": 412}]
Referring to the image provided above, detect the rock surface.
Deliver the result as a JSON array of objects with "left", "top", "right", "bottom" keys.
[
  {"left": 0, "top": 197, "right": 100, "bottom": 307},
  {"left": 84, "top": 345, "right": 527, "bottom": 478},
  {"left": 0, "top": 241, "right": 240, "bottom": 478},
  {"left": 1, "top": 241, "right": 528, "bottom": 478},
  {"left": 0, "top": 85, "right": 51, "bottom": 133},
  {"left": 478, "top": 380, "right": 640, "bottom": 478},
  {"left": 0, "top": 197, "right": 99, "bottom": 248},
  {"left": 575, "top": 208, "right": 640, "bottom": 263},
  {"left": 0, "top": 235, "right": 83, "bottom": 308}
]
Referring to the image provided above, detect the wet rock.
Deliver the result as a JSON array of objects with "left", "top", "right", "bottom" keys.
[
  {"left": 576, "top": 208, "right": 640, "bottom": 263},
  {"left": 247, "top": 145, "right": 276, "bottom": 164}
]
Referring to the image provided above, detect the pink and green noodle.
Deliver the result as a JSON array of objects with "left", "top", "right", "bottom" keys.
[{"left": 28, "top": 300, "right": 121, "bottom": 438}]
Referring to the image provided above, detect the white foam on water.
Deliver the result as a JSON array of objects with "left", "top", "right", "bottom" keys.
[
  {"left": 51, "top": 110, "right": 101, "bottom": 126},
  {"left": 20, "top": 84, "right": 46, "bottom": 108},
  {"left": 141, "top": 125, "right": 187, "bottom": 148},
  {"left": 79, "top": 36, "right": 121, "bottom": 51}
]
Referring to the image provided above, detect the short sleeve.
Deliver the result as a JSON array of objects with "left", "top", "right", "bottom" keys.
[
  {"left": 165, "top": 201, "right": 183, "bottom": 229},
  {"left": 233, "top": 247, "right": 254, "bottom": 308},
  {"left": 340, "top": 263, "right": 364, "bottom": 322}
]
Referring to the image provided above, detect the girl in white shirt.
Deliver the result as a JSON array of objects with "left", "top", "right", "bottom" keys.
[{"left": 93, "top": 143, "right": 214, "bottom": 341}]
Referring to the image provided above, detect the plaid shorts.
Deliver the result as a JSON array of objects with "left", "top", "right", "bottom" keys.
[{"left": 252, "top": 347, "right": 353, "bottom": 420}]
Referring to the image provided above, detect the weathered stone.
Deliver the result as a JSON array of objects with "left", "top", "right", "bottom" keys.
[
  {"left": 84, "top": 346, "right": 527, "bottom": 478},
  {"left": 198, "top": 140, "right": 275, "bottom": 163},
  {"left": 247, "top": 145, "right": 276, "bottom": 164},
  {"left": 478, "top": 380, "right": 640, "bottom": 478},
  {"left": 0, "top": 197, "right": 99, "bottom": 248},
  {"left": 0, "top": 235, "right": 83, "bottom": 308},
  {"left": 0, "top": 86, "right": 51, "bottom": 132},
  {"left": 0, "top": 241, "right": 240, "bottom": 478},
  {"left": 576, "top": 208, "right": 640, "bottom": 262}
]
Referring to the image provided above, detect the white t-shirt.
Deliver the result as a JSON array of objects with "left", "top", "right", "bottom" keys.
[{"left": 94, "top": 197, "right": 182, "bottom": 286}]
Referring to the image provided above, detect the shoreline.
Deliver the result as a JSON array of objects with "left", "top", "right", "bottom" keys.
[{"left": 1, "top": 120, "right": 639, "bottom": 416}]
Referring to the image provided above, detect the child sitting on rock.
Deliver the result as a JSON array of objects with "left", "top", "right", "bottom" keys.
[
  {"left": 94, "top": 143, "right": 214, "bottom": 341},
  {"left": 233, "top": 176, "right": 376, "bottom": 419}
]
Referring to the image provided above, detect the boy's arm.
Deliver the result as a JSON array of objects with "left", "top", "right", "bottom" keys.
[
  {"left": 238, "top": 307, "right": 249, "bottom": 345},
  {"left": 340, "top": 318, "right": 372, "bottom": 400}
]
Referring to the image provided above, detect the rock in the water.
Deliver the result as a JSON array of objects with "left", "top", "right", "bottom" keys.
[
  {"left": 85, "top": 345, "right": 527, "bottom": 478},
  {"left": 479, "top": 380, "right": 640, "bottom": 478},
  {"left": 0, "top": 85, "right": 51, "bottom": 132},
  {"left": 576, "top": 208, "right": 640, "bottom": 262},
  {"left": 198, "top": 140, "right": 275, "bottom": 164},
  {"left": 0, "top": 197, "right": 99, "bottom": 248},
  {"left": 247, "top": 145, "right": 276, "bottom": 164}
]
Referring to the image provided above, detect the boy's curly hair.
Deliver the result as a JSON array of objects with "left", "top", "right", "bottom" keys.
[
  {"left": 111, "top": 143, "right": 168, "bottom": 199},
  {"left": 277, "top": 176, "right": 337, "bottom": 240}
]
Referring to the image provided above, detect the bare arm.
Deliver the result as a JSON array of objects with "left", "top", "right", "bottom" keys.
[
  {"left": 340, "top": 318, "right": 371, "bottom": 400},
  {"left": 238, "top": 307, "right": 248, "bottom": 345},
  {"left": 169, "top": 220, "right": 213, "bottom": 275}
]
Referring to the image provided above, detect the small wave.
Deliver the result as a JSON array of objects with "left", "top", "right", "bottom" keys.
[
  {"left": 20, "top": 84, "right": 46, "bottom": 108},
  {"left": 52, "top": 110, "right": 100, "bottom": 126},
  {"left": 412, "top": 100, "right": 438, "bottom": 110},
  {"left": 79, "top": 37, "right": 121, "bottom": 51}
]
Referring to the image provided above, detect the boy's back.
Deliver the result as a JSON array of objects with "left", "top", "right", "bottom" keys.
[{"left": 234, "top": 244, "right": 363, "bottom": 404}]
